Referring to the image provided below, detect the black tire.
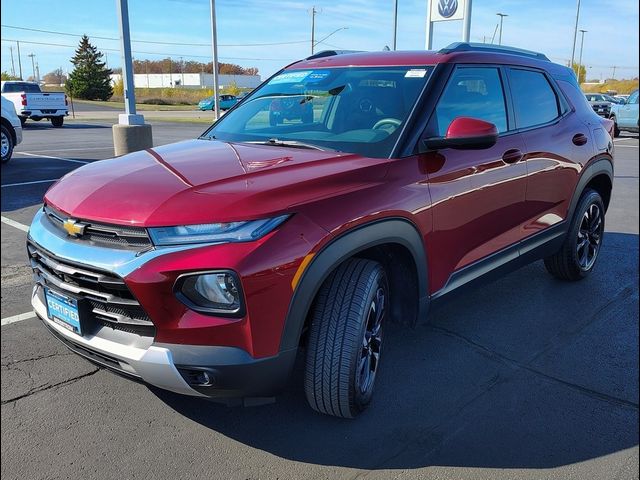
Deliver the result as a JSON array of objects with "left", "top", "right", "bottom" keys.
[
  {"left": 51, "top": 117, "right": 64, "bottom": 128},
  {"left": 611, "top": 116, "right": 621, "bottom": 137},
  {"left": 304, "top": 258, "right": 388, "bottom": 418},
  {"left": 544, "top": 189, "right": 605, "bottom": 281},
  {"left": 1, "top": 124, "right": 14, "bottom": 164}
]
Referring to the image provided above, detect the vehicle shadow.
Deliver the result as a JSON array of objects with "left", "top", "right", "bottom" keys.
[{"left": 152, "top": 232, "right": 639, "bottom": 471}]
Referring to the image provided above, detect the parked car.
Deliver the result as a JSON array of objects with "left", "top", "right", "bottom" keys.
[
  {"left": 609, "top": 89, "right": 639, "bottom": 136},
  {"left": 1, "top": 81, "right": 68, "bottom": 127},
  {"left": 28, "top": 44, "right": 614, "bottom": 418},
  {"left": 198, "top": 94, "right": 238, "bottom": 111},
  {"left": 1, "top": 95, "right": 23, "bottom": 163},
  {"left": 584, "top": 93, "right": 613, "bottom": 117}
]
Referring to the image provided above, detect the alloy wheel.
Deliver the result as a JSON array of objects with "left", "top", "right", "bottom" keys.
[
  {"left": 577, "top": 203, "right": 603, "bottom": 270},
  {"left": 357, "top": 283, "right": 386, "bottom": 396}
]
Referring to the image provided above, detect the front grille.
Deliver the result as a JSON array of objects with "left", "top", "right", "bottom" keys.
[
  {"left": 28, "top": 242, "right": 156, "bottom": 337},
  {"left": 43, "top": 205, "right": 153, "bottom": 250}
]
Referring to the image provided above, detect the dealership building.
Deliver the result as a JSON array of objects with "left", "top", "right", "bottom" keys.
[{"left": 109, "top": 72, "right": 261, "bottom": 89}]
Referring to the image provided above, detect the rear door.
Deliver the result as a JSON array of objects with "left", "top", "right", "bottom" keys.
[
  {"left": 508, "top": 67, "right": 591, "bottom": 240},
  {"left": 618, "top": 90, "right": 639, "bottom": 129},
  {"left": 424, "top": 65, "right": 528, "bottom": 292}
]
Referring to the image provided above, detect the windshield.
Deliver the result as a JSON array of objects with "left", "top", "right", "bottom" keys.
[
  {"left": 202, "top": 66, "right": 433, "bottom": 158},
  {"left": 2, "top": 82, "right": 41, "bottom": 93}
]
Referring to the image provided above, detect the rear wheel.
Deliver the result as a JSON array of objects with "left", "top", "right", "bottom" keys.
[
  {"left": 51, "top": 117, "right": 64, "bottom": 128},
  {"left": 304, "top": 258, "right": 388, "bottom": 418},
  {"left": 544, "top": 189, "right": 605, "bottom": 281},
  {"left": 1, "top": 124, "right": 14, "bottom": 163}
]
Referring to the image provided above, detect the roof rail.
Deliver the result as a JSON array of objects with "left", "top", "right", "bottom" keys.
[
  {"left": 305, "top": 50, "right": 363, "bottom": 60},
  {"left": 438, "top": 42, "right": 550, "bottom": 61}
]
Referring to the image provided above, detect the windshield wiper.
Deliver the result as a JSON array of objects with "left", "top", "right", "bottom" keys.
[{"left": 247, "top": 138, "right": 331, "bottom": 151}]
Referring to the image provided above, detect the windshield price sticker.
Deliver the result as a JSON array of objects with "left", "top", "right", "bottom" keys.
[
  {"left": 270, "top": 71, "right": 312, "bottom": 84},
  {"left": 405, "top": 69, "right": 427, "bottom": 78}
]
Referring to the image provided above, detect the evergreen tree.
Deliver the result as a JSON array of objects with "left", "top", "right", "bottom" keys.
[{"left": 66, "top": 35, "right": 113, "bottom": 100}]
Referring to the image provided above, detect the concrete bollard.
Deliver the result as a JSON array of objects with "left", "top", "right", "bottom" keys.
[{"left": 112, "top": 124, "right": 153, "bottom": 156}]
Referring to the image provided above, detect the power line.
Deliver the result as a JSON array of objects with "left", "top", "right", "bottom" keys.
[
  {"left": 0, "top": 38, "right": 290, "bottom": 61},
  {"left": 1, "top": 24, "right": 309, "bottom": 47}
]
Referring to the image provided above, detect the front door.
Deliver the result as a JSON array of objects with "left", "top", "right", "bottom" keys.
[{"left": 424, "top": 66, "right": 528, "bottom": 293}]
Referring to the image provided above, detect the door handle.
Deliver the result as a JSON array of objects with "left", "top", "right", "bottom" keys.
[
  {"left": 572, "top": 133, "right": 588, "bottom": 146},
  {"left": 502, "top": 149, "right": 523, "bottom": 164}
]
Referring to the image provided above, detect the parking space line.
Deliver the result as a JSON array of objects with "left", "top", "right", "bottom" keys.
[
  {"left": 1, "top": 216, "right": 30, "bottom": 232},
  {"left": 1, "top": 311, "right": 36, "bottom": 327},
  {"left": 19, "top": 146, "right": 114, "bottom": 154},
  {"left": 2, "top": 179, "right": 58, "bottom": 188},
  {"left": 18, "top": 152, "right": 90, "bottom": 164},
  {"left": 615, "top": 145, "right": 639, "bottom": 148}
]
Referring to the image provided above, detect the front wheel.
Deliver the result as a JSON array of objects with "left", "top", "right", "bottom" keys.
[
  {"left": 304, "top": 258, "right": 388, "bottom": 418},
  {"left": 1, "top": 124, "right": 14, "bottom": 163},
  {"left": 544, "top": 189, "right": 605, "bottom": 281},
  {"left": 51, "top": 117, "right": 64, "bottom": 128}
]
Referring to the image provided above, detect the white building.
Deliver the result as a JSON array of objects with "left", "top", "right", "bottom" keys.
[{"left": 110, "top": 73, "right": 261, "bottom": 89}]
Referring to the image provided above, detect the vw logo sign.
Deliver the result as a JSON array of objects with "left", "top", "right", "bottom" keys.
[{"left": 438, "top": 0, "right": 458, "bottom": 18}]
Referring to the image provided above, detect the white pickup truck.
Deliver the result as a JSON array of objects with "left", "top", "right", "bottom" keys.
[{"left": 1, "top": 81, "right": 68, "bottom": 127}]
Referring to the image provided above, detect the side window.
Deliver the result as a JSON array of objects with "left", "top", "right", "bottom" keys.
[
  {"left": 628, "top": 91, "right": 639, "bottom": 104},
  {"left": 510, "top": 69, "right": 560, "bottom": 128},
  {"left": 432, "top": 67, "right": 508, "bottom": 136}
]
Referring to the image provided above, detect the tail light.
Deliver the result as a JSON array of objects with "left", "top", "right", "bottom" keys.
[
  {"left": 64, "top": 95, "right": 68, "bottom": 106},
  {"left": 20, "top": 94, "right": 27, "bottom": 106}
]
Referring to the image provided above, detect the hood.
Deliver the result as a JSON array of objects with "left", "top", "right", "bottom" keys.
[{"left": 44, "top": 139, "right": 386, "bottom": 227}]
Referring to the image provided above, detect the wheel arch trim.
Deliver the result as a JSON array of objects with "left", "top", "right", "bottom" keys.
[
  {"left": 569, "top": 157, "right": 613, "bottom": 220},
  {"left": 278, "top": 218, "right": 429, "bottom": 352}
]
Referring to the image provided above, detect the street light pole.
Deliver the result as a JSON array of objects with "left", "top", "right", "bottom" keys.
[
  {"left": 9, "top": 46, "right": 15, "bottom": 77},
  {"left": 393, "top": 0, "right": 398, "bottom": 50},
  {"left": 313, "top": 27, "right": 348, "bottom": 50},
  {"left": 113, "top": 0, "right": 152, "bottom": 156},
  {"left": 577, "top": 29, "right": 587, "bottom": 82},
  {"left": 210, "top": 0, "right": 221, "bottom": 120},
  {"left": 16, "top": 41, "right": 23, "bottom": 80},
  {"left": 462, "top": 0, "right": 472, "bottom": 43},
  {"left": 569, "top": 0, "right": 581, "bottom": 73},
  {"left": 496, "top": 13, "right": 508, "bottom": 45}
]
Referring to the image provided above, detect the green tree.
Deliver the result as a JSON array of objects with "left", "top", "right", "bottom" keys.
[
  {"left": 66, "top": 35, "right": 113, "bottom": 100},
  {"left": 1, "top": 71, "right": 20, "bottom": 81},
  {"left": 572, "top": 63, "right": 587, "bottom": 84}
]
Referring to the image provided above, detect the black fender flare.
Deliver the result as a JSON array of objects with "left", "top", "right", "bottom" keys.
[
  {"left": 568, "top": 157, "right": 613, "bottom": 221},
  {"left": 278, "top": 218, "right": 429, "bottom": 352}
]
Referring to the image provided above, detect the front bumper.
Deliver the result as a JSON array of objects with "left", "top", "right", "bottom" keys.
[
  {"left": 27, "top": 207, "right": 306, "bottom": 399},
  {"left": 33, "top": 286, "right": 296, "bottom": 399}
]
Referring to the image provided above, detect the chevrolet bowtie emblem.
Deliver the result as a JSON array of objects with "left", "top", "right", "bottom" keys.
[{"left": 63, "top": 219, "right": 86, "bottom": 237}]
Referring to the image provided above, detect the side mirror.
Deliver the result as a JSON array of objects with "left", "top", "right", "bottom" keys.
[{"left": 421, "top": 117, "right": 499, "bottom": 152}]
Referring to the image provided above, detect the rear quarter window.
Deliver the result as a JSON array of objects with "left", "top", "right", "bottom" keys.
[{"left": 510, "top": 69, "right": 561, "bottom": 129}]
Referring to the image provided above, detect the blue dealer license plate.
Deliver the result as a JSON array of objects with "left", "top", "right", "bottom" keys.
[{"left": 45, "top": 288, "right": 82, "bottom": 335}]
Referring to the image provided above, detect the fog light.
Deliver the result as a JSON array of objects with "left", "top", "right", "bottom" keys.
[{"left": 176, "top": 271, "right": 244, "bottom": 316}]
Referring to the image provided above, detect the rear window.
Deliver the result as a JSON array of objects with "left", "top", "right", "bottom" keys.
[
  {"left": 2, "top": 82, "right": 41, "bottom": 93},
  {"left": 510, "top": 69, "right": 560, "bottom": 128}
]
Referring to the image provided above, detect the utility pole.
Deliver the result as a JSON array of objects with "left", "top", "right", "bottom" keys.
[
  {"left": 392, "top": 0, "right": 398, "bottom": 50},
  {"left": 611, "top": 66, "right": 617, "bottom": 80},
  {"left": 210, "top": 0, "right": 221, "bottom": 120},
  {"left": 577, "top": 29, "right": 587, "bottom": 82},
  {"left": 16, "top": 41, "right": 23, "bottom": 80},
  {"left": 569, "top": 0, "right": 581, "bottom": 73},
  {"left": 179, "top": 56, "right": 184, "bottom": 86},
  {"left": 311, "top": 6, "right": 317, "bottom": 54},
  {"left": 496, "top": 13, "right": 508, "bottom": 45},
  {"left": 9, "top": 46, "right": 15, "bottom": 77},
  {"left": 28, "top": 53, "right": 36, "bottom": 81},
  {"left": 35, "top": 62, "right": 40, "bottom": 84}
]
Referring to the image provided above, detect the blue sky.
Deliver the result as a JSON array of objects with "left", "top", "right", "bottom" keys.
[{"left": 1, "top": 0, "right": 638, "bottom": 81}]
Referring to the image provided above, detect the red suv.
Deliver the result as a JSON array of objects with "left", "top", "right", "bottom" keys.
[{"left": 28, "top": 43, "right": 614, "bottom": 418}]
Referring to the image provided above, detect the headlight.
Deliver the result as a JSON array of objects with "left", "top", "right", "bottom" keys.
[
  {"left": 176, "top": 271, "right": 244, "bottom": 316},
  {"left": 148, "top": 215, "right": 289, "bottom": 246}
]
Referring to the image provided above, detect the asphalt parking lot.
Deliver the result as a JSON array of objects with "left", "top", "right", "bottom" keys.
[{"left": 1, "top": 120, "right": 638, "bottom": 480}]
